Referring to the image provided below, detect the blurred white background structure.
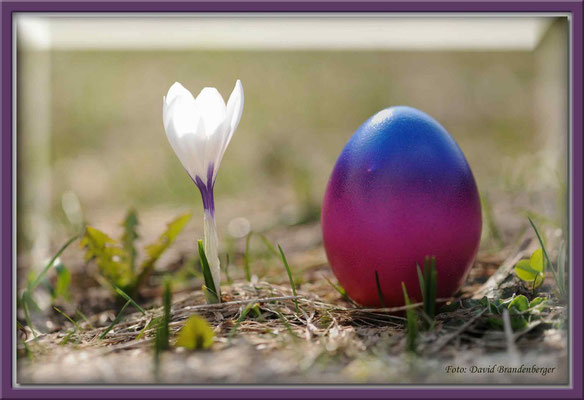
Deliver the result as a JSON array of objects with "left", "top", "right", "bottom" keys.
[{"left": 18, "top": 15, "right": 552, "bottom": 51}]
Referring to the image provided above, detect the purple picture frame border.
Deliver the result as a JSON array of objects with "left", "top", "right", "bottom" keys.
[{"left": 1, "top": 1, "right": 581, "bottom": 399}]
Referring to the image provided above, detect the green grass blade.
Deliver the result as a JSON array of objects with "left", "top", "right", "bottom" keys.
[
  {"left": 424, "top": 256, "right": 432, "bottom": 318},
  {"left": 275, "top": 310, "right": 300, "bottom": 341},
  {"left": 555, "top": 240, "right": 566, "bottom": 298},
  {"left": 52, "top": 263, "right": 72, "bottom": 302},
  {"left": 198, "top": 240, "right": 219, "bottom": 304},
  {"left": 374, "top": 271, "right": 386, "bottom": 308},
  {"left": 60, "top": 329, "right": 76, "bottom": 346},
  {"left": 99, "top": 299, "right": 131, "bottom": 339},
  {"left": 75, "top": 309, "right": 95, "bottom": 329},
  {"left": 202, "top": 285, "right": 220, "bottom": 304},
  {"left": 482, "top": 193, "right": 503, "bottom": 248},
  {"left": 21, "top": 293, "right": 36, "bottom": 337},
  {"left": 244, "top": 231, "right": 253, "bottom": 281},
  {"left": 223, "top": 253, "right": 233, "bottom": 284},
  {"left": 528, "top": 217, "right": 564, "bottom": 296},
  {"left": 528, "top": 217, "right": 553, "bottom": 272},
  {"left": 557, "top": 241, "right": 566, "bottom": 298},
  {"left": 417, "top": 257, "right": 437, "bottom": 330},
  {"left": 428, "top": 257, "right": 437, "bottom": 320},
  {"left": 228, "top": 303, "right": 255, "bottom": 340},
  {"left": 532, "top": 275, "right": 538, "bottom": 296},
  {"left": 121, "top": 208, "right": 139, "bottom": 273},
  {"left": 259, "top": 234, "right": 279, "bottom": 257},
  {"left": 135, "top": 317, "right": 155, "bottom": 341},
  {"left": 157, "top": 278, "right": 171, "bottom": 351},
  {"left": 154, "top": 315, "right": 169, "bottom": 378},
  {"left": 423, "top": 257, "right": 430, "bottom": 316},
  {"left": 16, "top": 322, "right": 33, "bottom": 359},
  {"left": 16, "top": 320, "right": 25, "bottom": 331},
  {"left": 402, "top": 282, "right": 417, "bottom": 352},
  {"left": 278, "top": 244, "right": 299, "bottom": 313},
  {"left": 112, "top": 283, "right": 146, "bottom": 315},
  {"left": 53, "top": 306, "right": 81, "bottom": 331},
  {"left": 324, "top": 276, "right": 357, "bottom": 306},
  {"left": 28, "top": 235, "right": 79, "bottom": 291},
  {"left": 416, "top": 263, "right": 425, "bottom": 302}
]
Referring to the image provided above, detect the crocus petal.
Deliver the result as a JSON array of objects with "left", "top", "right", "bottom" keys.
[
  {"left": 212, "top": 80, "right": 244, "bottom": 178},
  {"left": 164, "top": 103, "right": 202, "bottom": 178},
  {"left": 194, "top": 87, "right": 226, "bottom": 136},
  {"left": 225, "top": 80, "right": 244, "bottom": 137},
  {"left": 206, "top": 119, "right": 230, "bottom": 181},
  {"left": 164, "top": 109, "right": 191, "bottom": 169},
  {"left": 163, "top": 82, "right": 197, "bottom": 132},
  {"left": 177, "top": 118, "right": 208, "bottom": 180},
  {"left": 165, "top": 82, "right": 194, "bottom": 107},
  {"left": 163, "top": 80, "right": 243, "bottom": 184},
  {"left": 164, "top": 92, "right": 199, "bottom": 138}
]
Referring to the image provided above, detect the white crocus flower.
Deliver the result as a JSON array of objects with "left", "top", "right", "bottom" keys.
[{"left": 163, "top": 80, "right": 244, "bottom": 299}]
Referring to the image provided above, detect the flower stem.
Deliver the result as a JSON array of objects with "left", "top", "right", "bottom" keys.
[{"left": 203, "top": 209, "right": 221, "bottom": 299}]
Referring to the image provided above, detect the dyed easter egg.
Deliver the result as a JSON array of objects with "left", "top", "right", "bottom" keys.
[{"left": 322, "top": 106, "right": 482, "bottom": 307}]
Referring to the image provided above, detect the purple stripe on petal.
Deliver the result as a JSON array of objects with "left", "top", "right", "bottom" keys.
[
  {"left": 193, "top": 164, "right": 216, "bottom": 215},
  {"left": 207, "top": 163, "right": 214, "bottom": 189}
]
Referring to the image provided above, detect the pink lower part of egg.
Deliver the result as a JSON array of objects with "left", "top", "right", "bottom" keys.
[{"left": 322, "top": 189, "right": 481, "bottom": 307}]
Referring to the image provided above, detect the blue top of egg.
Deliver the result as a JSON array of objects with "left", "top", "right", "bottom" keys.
[{"left": 334, "top": 106, "right": 476, "bottom": 198}]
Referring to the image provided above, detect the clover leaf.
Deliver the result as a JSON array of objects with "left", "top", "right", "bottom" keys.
[{"left": 514, "top": 248, "right": 545, "bottom": 289}]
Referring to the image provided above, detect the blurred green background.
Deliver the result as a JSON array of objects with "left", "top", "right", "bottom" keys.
[{"left": 17, "top": 17, "right": 569, "bottom": 275}]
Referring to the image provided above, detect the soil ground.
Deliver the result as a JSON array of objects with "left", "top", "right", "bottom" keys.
[{"left": 17, "top": 198, "right": 569, "bottom": 385}]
